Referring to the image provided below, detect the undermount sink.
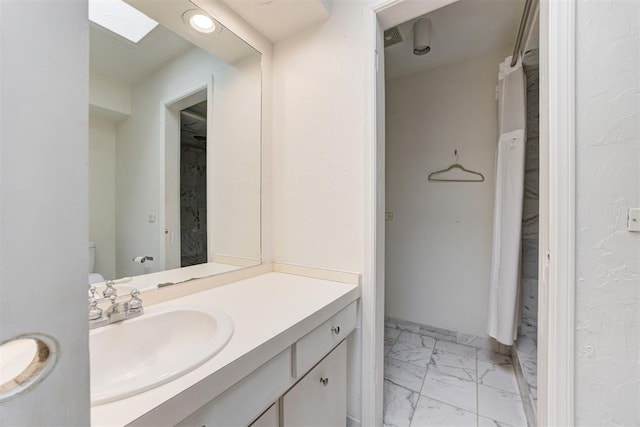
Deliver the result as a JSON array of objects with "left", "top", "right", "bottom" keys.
[{"left": 90, "top": 304, "right": 233, "bottom": 406}]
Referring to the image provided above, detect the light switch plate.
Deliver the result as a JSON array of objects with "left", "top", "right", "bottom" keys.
[{"left": 628, "top": 208, "right": 640, "bottom": 231}]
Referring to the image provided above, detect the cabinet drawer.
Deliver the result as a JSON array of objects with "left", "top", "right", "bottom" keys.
[
  {"left": 177, "top": 348, "right": 292, "bottom": 427},
  {"left": 294, "top": 302, "right": 356, "bottom": 377},
  {"left": 283, "top": 341, "right": 347, "bottom": 426}
]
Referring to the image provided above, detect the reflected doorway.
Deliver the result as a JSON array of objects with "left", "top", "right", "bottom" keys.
[{"left": 180, "top": 101, "right": 208, "bottom": 267}]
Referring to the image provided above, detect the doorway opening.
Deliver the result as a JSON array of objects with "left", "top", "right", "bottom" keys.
[
  {"left": 163, "top": 84, "right": 210, "bottom": 271},
  {"left": 378, "top": 0, "right": 539, "bottom": 425},
  {"left": 179, "top": 100, "right": 208, "bottom": 267}
]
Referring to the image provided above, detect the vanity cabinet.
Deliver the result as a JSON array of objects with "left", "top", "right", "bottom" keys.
[
  {"left": 281, "top": 341, "right": 347, "bottom": 426},
  {"left": 176, "top": 348, "right": 292, "bottom": 427},
  {"left": 176, "top": 302, "right": 356, "bottom": 427}
]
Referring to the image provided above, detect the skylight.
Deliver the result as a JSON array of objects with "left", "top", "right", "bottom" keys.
[{"left": 88, "top": 0, "right": 158, "bottom": 44}]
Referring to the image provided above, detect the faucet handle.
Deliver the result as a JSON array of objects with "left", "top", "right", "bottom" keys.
[
  {"left": 88, "top": 285, "right": 98, "bottom": 299},
  {"left": 128, "top": 289, "right": 143, "bottom": 313},
  {"left": 88, "top": 297, "right": 103, "bottom": 321},
  {"left": 102, "top": 277, "right": 133, "bottom": 298},
  {"left": 102, "top": 281, "right": 117, "bottom": 298}
]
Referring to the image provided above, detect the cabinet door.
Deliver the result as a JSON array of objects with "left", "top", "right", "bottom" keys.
[
  {"left": 250, "top": 403, "right": 279, "bottom": 427},
  {"left": 282, "top": 341, "right": 346, "bottom": 426}
]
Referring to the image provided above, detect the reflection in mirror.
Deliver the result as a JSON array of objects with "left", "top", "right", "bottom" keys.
[
  {"left": 88, "top": 0, "right": 261, "bottom": 285},
  {"left": 180, "top": 101, "right": 208, "bottom": 267}
]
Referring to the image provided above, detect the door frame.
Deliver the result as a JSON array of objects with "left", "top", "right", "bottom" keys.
[
  {"left": 162, "top": 82, "right": 211, "bottom": 270},
  {"left": 361, "top": 0, "right": 576, "bottom": 425}
]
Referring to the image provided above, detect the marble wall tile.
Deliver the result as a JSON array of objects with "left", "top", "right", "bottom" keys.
[
  {"left": 410, "top": 396, "right": 477, "bottom": 427},
  {"left": 386, "top": 317, "right": 511, "bottom": 355},
  {"left": 519, "top": 50, "right": 539, "bottom": 382},
  {"left": 385, "top": 317, "right": 421, "bottom": 334},
  {"left": 520, "top": 51, "right": 540, "bottom": 375},
  {"left": 524, "top": 169, "right": 540, "bottom": 199},
  {"left": 384, "top": 380, "right": 419, "bottom": 427},
  {"left": 421, "top": 368, "right": 477, "bottom": 413},
  {"left": 520, "top": 279, "right": 539, "bottom": 324},
  {"left": 418, "top": 324, "right": 457, "bottom": 342},
  {"left": 515, "top": 50, "right": 539, "bottom": 419},
  {"left": 520, "top": 240, "right": 538, "bottom": 280},
  {"left": 515, "top": 334, "right": 536, "bottom": 361},
  {"left": 521, "top": 204, "right": 539, "bottom": 240},
  {"left": 525, "top": 138, "right": 539, "bottom": 170},
  {"left": 385, "top": 316, "right": 457, "bottom": 341}
]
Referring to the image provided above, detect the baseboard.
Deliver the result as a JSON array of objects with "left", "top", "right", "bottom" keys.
[{"left": 384, "top": 316, "right": 512, "bottom": 354}]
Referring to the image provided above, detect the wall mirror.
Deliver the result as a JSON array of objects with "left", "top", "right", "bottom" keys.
[{"left": 88, "top": 0, "right": 261, "bottom": 287}]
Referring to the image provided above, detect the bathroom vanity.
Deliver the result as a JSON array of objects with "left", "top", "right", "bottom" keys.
[{"left": 90, "top": 268, "right": 360, "bottom": 426}]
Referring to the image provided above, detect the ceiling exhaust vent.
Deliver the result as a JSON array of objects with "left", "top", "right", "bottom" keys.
[{"left": 383, "top": 26, "right": 403, "bottom": 48}]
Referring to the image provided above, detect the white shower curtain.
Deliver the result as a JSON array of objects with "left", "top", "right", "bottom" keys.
[{"left": 487, "top": 56, "right": 527, "bottom": 346}]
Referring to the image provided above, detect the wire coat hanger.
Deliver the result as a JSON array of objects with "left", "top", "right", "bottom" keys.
[{"left": 428, "top": 150, "right": 485, "bottom": 182}]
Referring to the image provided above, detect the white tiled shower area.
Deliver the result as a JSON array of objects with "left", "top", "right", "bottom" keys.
[{"left": 383, "top": 1, "right": 539, "bottom": 426}]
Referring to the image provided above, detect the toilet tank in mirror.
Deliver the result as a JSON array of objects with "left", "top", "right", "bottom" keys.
[{"left": 88, "top": 0, "right": 261, "bottom": 285}]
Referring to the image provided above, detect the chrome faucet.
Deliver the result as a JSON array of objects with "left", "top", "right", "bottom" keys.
[{"left": 88, "top": 284, "right": 144, "bottom": 329}]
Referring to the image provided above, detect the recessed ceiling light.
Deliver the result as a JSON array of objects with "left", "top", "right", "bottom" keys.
[
  {"left": 88, "top": 0, "right": 158, "bottom": 43},
  {"left": 183, "top": 10, "right": 217, "bottom": 34}
]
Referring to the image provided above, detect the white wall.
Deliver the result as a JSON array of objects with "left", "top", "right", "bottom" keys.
[
  {"left": 211, "top": 54, "right": 262, "bottom": 260},
  {"left": 271, "top": 1, "right": 370, "bottom": 421},
  {"left": 574, "top": 0, "right": 640, "bottom": 424},
  {"left": 89, "top": 115, "right": 117, "bottom": 280},
  {"left": 385, "top": 50, "right": 508, "bottom": 337},
  {"left": 272, "top": 0, "right": 366, "bottom": 273},
  {"left": 0, "top": 0, "right": 89, "bottom": 424},
  {"left": 116, "top": 47, "right": 261, "bottom": 277},
  {"left": 89, "top": 72, "right": 132, "bottom": 120}
]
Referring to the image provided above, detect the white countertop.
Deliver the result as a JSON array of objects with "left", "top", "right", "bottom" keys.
[{"left": 91, "top": 271, "right": 359, "bottom": 426}]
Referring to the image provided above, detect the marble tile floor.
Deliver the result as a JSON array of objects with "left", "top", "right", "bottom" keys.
[{"left": 384, "top": 327, "right": 527, "bottom": 427}]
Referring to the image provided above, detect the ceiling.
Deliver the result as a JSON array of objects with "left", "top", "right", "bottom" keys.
[
  {"left": 217, "top": 0, "right": 331, "bottom": 42},
  {"left": 90, "top": 23, "right": 194, "bottom": 84},
  {"left": 127, "top": 0, "right": 258, "bottom": 64},
  {"left": 92, "top": 0, "right": 260, "bottom": 84},
  {"left": 385, "top": 0, "right": 526, "bottom": 80}
]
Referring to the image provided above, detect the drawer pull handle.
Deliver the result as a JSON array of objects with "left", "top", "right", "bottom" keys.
[
  {"left": 320, "top": 377, "right": 329, "bottom": 387},
  {"left": 331, "top": 326, "right": 341, "bottom": 335}
]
